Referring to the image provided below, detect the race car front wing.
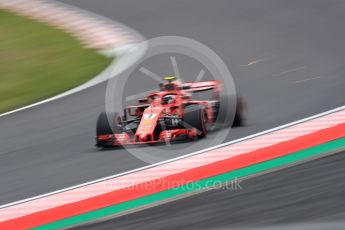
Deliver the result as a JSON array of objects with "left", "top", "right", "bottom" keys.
[{"left": 96, "top": 128, "right": 197, "bottom": 147}]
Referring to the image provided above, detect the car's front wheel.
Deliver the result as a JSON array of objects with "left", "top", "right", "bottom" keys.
[{"left": 96, "top": 112, "right": 122, "bottom": 136}]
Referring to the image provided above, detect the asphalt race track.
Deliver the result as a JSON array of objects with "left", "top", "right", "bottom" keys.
[{"left": 1, "top": 0, "right": 344, "bottom": 226}]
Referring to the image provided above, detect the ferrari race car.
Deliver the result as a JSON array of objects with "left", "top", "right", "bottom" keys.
[{"left": 96, "top": 76, "right": 243, "bottom": 147}]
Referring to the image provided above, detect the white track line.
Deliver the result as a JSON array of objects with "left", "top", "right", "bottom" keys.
[
  {"left": 0, "top": 107, "right": 344, "bottom": 222},
  {"left": 1, "top": 105, "right": 344, "bottom": 210}
]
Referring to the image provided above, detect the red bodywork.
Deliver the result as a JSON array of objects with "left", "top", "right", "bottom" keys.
[{"left": 96, "top": 80, "right": 223, "bottom": 147}]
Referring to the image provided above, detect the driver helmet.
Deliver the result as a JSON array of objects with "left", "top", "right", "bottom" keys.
[{"left": 162, "top": 95, "right": 176, "bottom": 104}]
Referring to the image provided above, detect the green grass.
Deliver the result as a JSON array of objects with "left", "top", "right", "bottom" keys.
[{"left": 0, "top": 10, "right": 112, "bottom": 113}]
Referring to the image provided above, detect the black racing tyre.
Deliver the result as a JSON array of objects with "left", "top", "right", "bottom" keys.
[
  {"left": 215, "top": 94, "right": 243, "bottom": 127},
  {"left": 184, "top": 104, "right": 207, "bottom": 138},
  {"left": 233, "top": 97, "right": 244, "bottom": 127},
  {"left": 96, "top": 112, "right": 122, "bottom": 136}
]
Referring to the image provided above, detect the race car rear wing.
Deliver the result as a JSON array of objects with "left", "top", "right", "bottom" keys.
[{"left": 182, "top": 80, "right": 222, "bottom": 93}]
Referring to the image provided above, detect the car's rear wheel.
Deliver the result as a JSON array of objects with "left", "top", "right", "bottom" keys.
[
  {"left": 233, "top": 97, "right": 244, "bottom": 127},
  {"left": 214, "top": 94, "right": 244, "bottom": 127},
  {"left": 96, "top": 112, "right": 122, "bottom": 136},
  {"left": 184, "top": 104, "right": 208, "bottom": 138}
]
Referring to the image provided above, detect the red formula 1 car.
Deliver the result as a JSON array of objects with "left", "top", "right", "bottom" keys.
[{"left": 96, "top": 76, "right": 243, "bottom": 147}]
